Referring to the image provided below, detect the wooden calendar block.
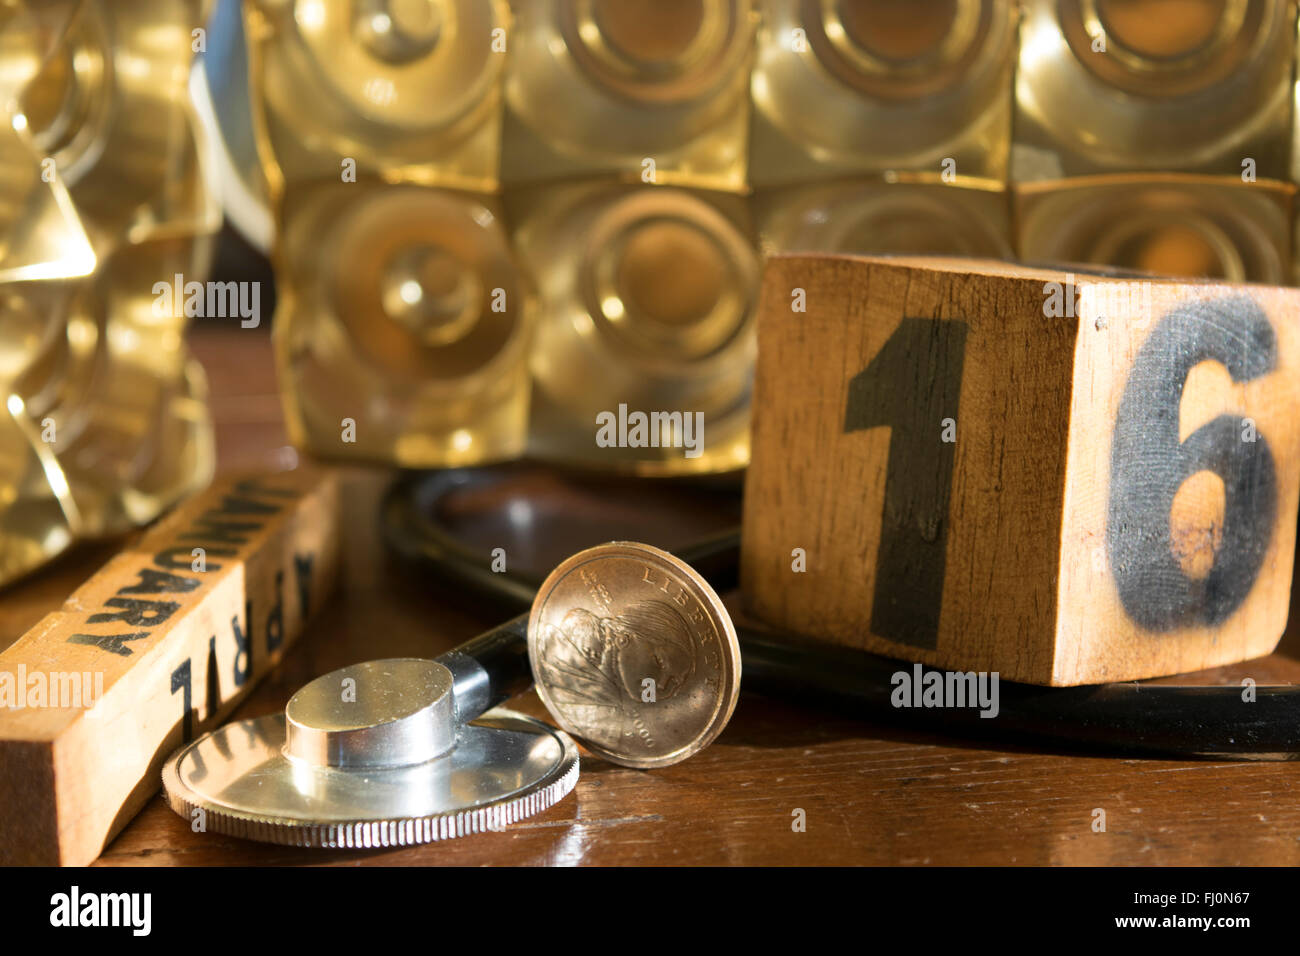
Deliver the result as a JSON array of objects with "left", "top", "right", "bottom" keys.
[
  {"left": 0, "top": 468, "right": 340, "bottom": 865},
  {"left": 741, "top": 255, "right": 1300, "bottom": 685}
]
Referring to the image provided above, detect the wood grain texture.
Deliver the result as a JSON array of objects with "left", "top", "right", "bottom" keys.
[
  {"left": 6, "top": 326, "right": 1300, "bottom": 867},
  {"left": 742, "top": 255, "right": 1300, "bottom": 685},
  {"left": 0, "top": 466, "right": 340, "bottom": 865}
]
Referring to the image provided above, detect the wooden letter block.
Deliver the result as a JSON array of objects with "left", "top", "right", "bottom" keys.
[
  {"left": 742, "top": 255, "right": 1300, "bottom": 686},
  {"left": 0, "top": 468, "right": 340, "bottom": 865}
]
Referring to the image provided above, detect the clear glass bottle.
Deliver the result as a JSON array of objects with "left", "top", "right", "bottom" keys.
[
  {"left": 0, "top": 0, "right": 216, "bottom": 585},
  {"left": 274, "top": 180, "right": 533, "bottom": 467},
  {"left": 1015, "top": 174, "right": 1293, "bottom": 283},
  {"left": 1014, "top": 0, "right": 1294, "bottom": 180},
  {"left": 12, "top": 233, "right": 216, "bottom": 536},
  {"left": 756, "top": 176, "right": 1014, "bottom": 259},
  {"left": 247, "top": 0, "right": 509, "bottom": 194},
  {"left": 20, "top": 0, "right": 219, "bottom": 245},
  {"left": 750, "top": 0, "right": 1015, "bottom": 185},
  {"left": 502, "top": 0, "right": 755, "bottom": 191},
  {"left": 510, "top": 180, "right": 758, "bottom": 474}
]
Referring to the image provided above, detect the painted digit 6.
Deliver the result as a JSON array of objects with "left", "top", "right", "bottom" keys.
[{"left": 1107, "top": 295, "right": 1277, "bottom": 631}]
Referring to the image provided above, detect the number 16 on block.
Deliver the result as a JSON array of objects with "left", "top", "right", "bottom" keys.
[{"left": 740, "top": 256, "right": 1300, "bottom": 686}]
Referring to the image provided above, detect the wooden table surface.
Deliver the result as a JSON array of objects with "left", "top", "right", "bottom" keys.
[{"left": 5, "top": 325, "right": 1300, "bottom": 867}]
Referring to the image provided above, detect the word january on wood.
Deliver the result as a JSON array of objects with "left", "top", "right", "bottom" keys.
[{"left": 0, "top": 468, "right": 340, "bottom": 865}]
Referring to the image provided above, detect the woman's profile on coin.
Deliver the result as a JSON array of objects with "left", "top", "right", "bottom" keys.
[{"left": 528, "top": 542, "right": 742, "bottom": 768}]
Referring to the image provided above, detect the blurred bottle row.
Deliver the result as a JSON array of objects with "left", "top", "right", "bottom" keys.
[
  {"left": 251, "top": 0, "right": 1300, "bottom": 190},
  {"left": 244, "top": 0, "right": 1300, "bottom": 480},
  {"left": 0, "top": 0, "right": 216, "bottom": 585}
]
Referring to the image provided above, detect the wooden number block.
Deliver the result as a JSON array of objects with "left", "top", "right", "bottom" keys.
[
  {"left": 741, "top": 255, "right": 1300, "bottom": 686},
  {"left": 0, "top": 468, "right": 340, "bottom": 865}
]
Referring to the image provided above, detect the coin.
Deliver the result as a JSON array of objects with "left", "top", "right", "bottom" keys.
[{"left": 527, "top": 541, "right": 741, "bottom": 769}]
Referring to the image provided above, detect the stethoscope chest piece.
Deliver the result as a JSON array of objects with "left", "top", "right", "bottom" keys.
[{"left": 161, "top": 658, "right": 579, "bottom": 847}]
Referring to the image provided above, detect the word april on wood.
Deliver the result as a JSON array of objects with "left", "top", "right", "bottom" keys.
[
  {"left": 0, "top": 468, "right": 340, "bottom": 865},
  {"left": 741, "top": 255, "right": 1300, "bottom": 686}
]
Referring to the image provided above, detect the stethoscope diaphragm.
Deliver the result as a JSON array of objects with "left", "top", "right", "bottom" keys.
[{"left": 161, "top": 659, "right": 579, "bottom": 847}]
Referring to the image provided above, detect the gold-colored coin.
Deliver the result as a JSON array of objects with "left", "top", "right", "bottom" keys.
[{"left": 528, "top": 541, "right": 741, "bottom": 769}]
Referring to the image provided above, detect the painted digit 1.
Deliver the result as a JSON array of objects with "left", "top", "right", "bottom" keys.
[
  {"left": 844, "top": 318, "right": 968, "bottom": 650},
  {"left": 1107, "top": 295, "right": 1278, "bottom": 630},
  {"left": 170, "top": 658, "right": 193, "bottom": 743}
]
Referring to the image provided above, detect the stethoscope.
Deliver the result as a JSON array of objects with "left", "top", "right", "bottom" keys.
[{"left": 381, "top": 467, "right": 1300, "bottom": 761}]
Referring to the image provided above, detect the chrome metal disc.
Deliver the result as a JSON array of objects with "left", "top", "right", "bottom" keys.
[{"left": 161, "top": 659, "right": 578, "bottom": 848}]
